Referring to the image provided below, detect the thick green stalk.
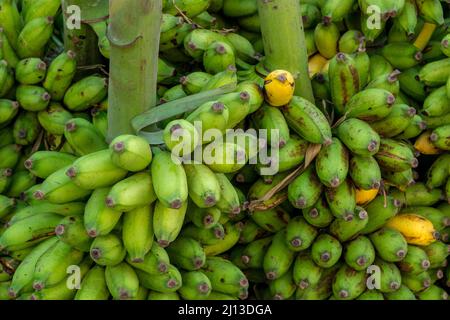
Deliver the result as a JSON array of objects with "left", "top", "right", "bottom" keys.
[
  {"left": 61, "top": 0, "right": 104, "bottom": 66},
  {"left": 107, "top": 0, "right": 162, "bottom": 140},
  {"left": 258, "top": 0, "right": 314, "bottom": 103}
]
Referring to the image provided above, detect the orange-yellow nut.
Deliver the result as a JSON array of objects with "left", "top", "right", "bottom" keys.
[
  {"left": 355, "top": 187, "right": 379, "bottom": 205},
  {"left": 263, "top": 70, "right": 295, "bottom": 107},
  {"left": 414, "top": 131, "right": 442, "bottom": 155},
  {"left": 386, "top": 214, "right": 437, "bottom": 246}
]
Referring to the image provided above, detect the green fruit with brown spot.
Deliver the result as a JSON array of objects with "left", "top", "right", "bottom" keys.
[
  {"left": 315, "top": 137, "right": 349, "bottom": 188},
  {"left": 344, "top": 236, "right": 376, "bottom": 271},
  {"left": 332, "top": 264, "right": 367, "bottom": 300},
  {"left": 369, "top": 227, "right": 408, "bottom": 262},
  {"left": 285, "top": 216, "right": 318, "bottom": 251},
  {"left": 311, "top": 234, "right": 342, "bottom": 268}
]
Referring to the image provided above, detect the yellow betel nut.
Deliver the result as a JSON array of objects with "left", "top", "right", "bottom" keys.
[
  {"left": 263, "top": 70, "right": 295, "bottom": 107},
  {"left": 355, "top": 187, "right": 378, "bottom": 205},
  {"left": 386, "top": 214, "right": 438, "bottom": 246},
  {"left": 414, "top": 131, "right": 442, "bottom": 155}
]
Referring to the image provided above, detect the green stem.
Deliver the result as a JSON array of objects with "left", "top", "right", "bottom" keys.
[
  {"left": 107, "top": 0, "right": 162, "bottom": 141},
  {"left": 61, "top": 0, "right": 103, "bottom": 67},
  {"left": 257, "top": 0, "right": 314, "bottom": 103}
]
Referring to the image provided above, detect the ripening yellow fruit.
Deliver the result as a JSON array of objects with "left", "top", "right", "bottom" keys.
[
  {"left": 263, "top": 70, "right": 295, "bottom": 107},
  {"left": 386, "top": 214, "right": 438, "bottom": 246},
  {"left": 321, "top": 60, "right": 330, "bottom": 73},
  {"left": 414, "top": 131, "right": 442, "bottom": 155},
  {"left": 413, "top": 23, "right": 437, "bottom": 51},
  {"left": 355, "top": 187, "right": 379, "bottom": 205},
  {"left": 308, "top": 54, "right": 328, "bottom": 78}
]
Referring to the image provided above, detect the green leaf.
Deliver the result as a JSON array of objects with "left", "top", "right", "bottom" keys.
[{"left": 131, "top": 83, "right": 237, "bottom": 145}]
